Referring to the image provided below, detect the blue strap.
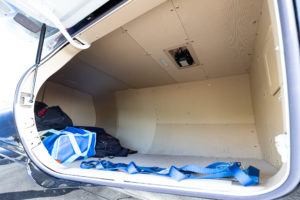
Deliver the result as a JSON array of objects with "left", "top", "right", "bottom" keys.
[
  {"left": 80, "top": 160, "right": 259, "bottom": 186},
  {"left": 229, "top": 164, "right": 259, "bottom": 186}
]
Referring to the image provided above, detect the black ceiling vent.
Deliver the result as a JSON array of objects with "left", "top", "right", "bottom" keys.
[
  {"left": 165, "top": 44, "right": 200, "bottom": 69},
  {"left": 174, "top": 48, "right": 194, "bottom": 67}
]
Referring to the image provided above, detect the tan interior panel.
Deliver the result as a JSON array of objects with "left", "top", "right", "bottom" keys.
[
  {"left": 172, "top": 0, "right": 263, "bottom": 77},
  {"left": 149, "top": 123, "right": 261, "bottom": 158},
  {"left": 36, "top": 81, "right": 96, "bottom": 126},
  {"left": 79, "top": 0, "right": 167, "bottom": 44},
  {"left": 250, "top": 0, "right": 284, "bottom": 168},
  {"left": 123, "top": 0, "right": 262, "bottom": 81},
  {"left": 116, "top": 88, "right": 157, "bottom": 153},
  {"left": 115, "top": 74, "right": 261, "bottom": 158},
  {"left": 78, "top": 28, "right": 176, "bottom": 88},
  {"left": 50, "top": 57, "right": 129, "bottom": 96},
  {"left": 94, "top": 94, "right": 118, "bottom": 136},
  {"left": 123, "top": 0, "right": 207, "bottom": 82},
  {"left": 53, "top": 0, "right": 264, "bottom": 91},
  {"left": 151, "top": 74, "right": 255, "bottom": 124},
  {"left": 263, "top": 26, "right": 281, "bottom": 96},
  {"left": 124, "top": 0, "right": 187, "bottom": 54}
]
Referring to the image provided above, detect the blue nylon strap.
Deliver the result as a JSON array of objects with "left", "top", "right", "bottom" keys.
[
  {"left": 229, "top": 163, "right": 259, "bottom": 186},
  {"left": 205, "top": 162, "right": 232, "bottom": 168},
  {"left": 80, "top": 160, "right": 99, "bottom": 169},
  {"left": 80, "top": 160, "right": 259, "bottom": 186},
  {"left": 179, "top": 163, "right": 232, "bottom": 174}
]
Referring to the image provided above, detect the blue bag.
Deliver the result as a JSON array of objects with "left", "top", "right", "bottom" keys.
[{"left": 43, "top": 127, "right": 96, "bottom": 163}]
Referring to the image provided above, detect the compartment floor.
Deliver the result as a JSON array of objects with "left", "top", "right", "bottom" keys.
[{"left": 64, "top": 153, "right": 278, "bottom": 181}]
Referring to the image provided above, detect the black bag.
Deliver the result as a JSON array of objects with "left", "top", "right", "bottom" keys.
[
  {"left": 76, "top": 126, "right": 137, "bottom": 158},
  {"left": 34, "top": 101, "right": 48, "bottom": 114},
  {"left": 35, "top": 101, "right": 73, "bottom": 131}
]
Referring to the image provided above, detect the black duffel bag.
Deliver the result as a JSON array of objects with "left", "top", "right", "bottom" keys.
[
  {"left": 76, "top": 126, "right": 137, "bottom": 158},
  {"left": 35, "top": 101, "right": 73, "bottom": 131}
]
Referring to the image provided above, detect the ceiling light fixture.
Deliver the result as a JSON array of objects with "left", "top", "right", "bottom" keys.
[{"left": 160, "top": 58, "right": 169, "bottom": 67}]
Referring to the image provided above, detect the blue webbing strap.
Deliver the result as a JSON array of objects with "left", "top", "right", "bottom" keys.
[{"left": 80, "top": 160, "right": 259, "bottom": 186}]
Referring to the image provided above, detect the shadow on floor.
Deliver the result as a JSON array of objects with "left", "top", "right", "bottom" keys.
[{"left": 0, "top": 188, "right": 78, "bottom": 200}]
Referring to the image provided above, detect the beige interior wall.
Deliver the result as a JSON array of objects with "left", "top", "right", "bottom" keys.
[
  {"left": 36, "top": 81, "right": 96, "bottom": 126},
  {"left": 250, "top": 0, "right": 285, "bottom": 168},
  {"left": 94, "top": 94, "right": 118, "bottom": 136},
  {"left": 31, "top": 0, "right": 286, "bottom": 167},
  {"left": 80, "top": 0, "right": 167, "bottom": 44},
  {"left": 122, "top": 0, "right": 262, "bottom": 82},
  {"left": 66, "top": 0, "right": 263, "bottom": 95},
  {"left": 115, "top": 74, "right": 263, "bottom": 159}
]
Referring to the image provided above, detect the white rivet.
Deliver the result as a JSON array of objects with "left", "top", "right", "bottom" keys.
[{"left": 275, "top": 46, "right": 280, "bottom": 51}]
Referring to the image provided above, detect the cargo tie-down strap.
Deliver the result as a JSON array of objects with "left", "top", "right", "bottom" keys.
[{"left": 80, "top": 160, "right": 259, "bottom": 186}]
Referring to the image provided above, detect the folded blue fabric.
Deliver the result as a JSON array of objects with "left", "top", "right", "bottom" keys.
[{"left": 43, "top": 127, "right": 96, "bottom": 163}]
